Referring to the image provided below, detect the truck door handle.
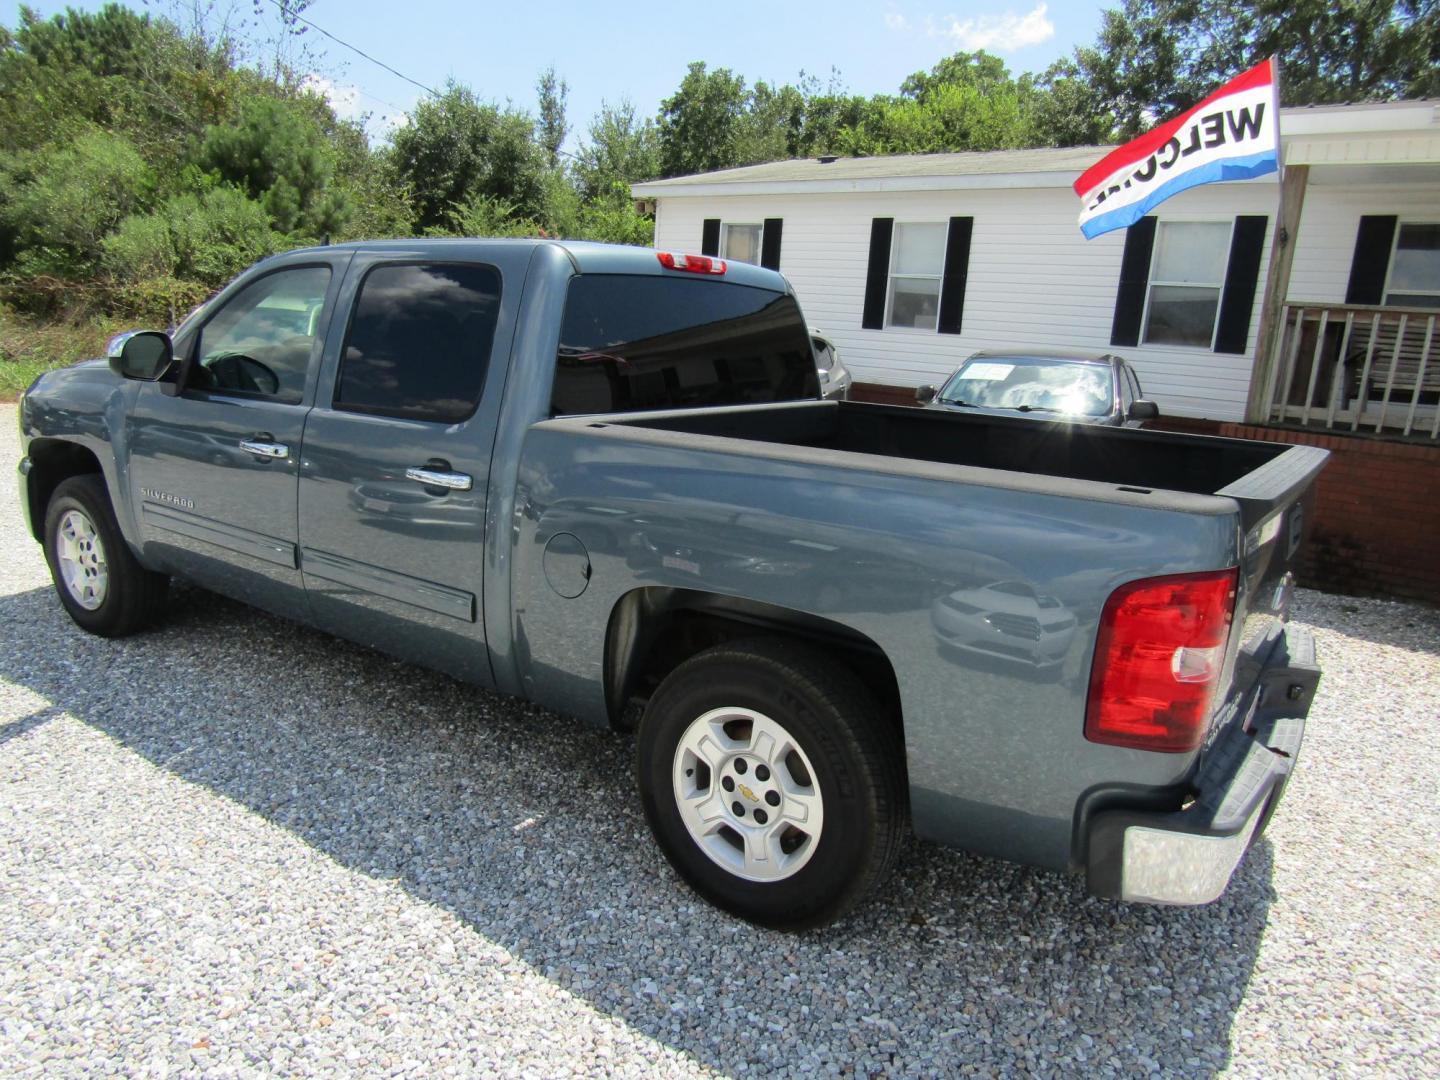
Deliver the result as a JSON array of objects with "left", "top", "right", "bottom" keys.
[
  {"left": 239, "top": 437, "right": 290, "bottom": 460},
  {"left": 405, "top": 466, "right": 473, "bottom": 492}
]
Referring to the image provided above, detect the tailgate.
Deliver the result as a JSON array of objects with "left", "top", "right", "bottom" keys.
[{"left": 1211, "top": 441, "right": 1329, "bottom": 742}]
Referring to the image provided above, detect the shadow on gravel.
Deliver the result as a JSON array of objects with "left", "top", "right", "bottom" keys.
[
  {"left": 0, "top": 706, "right": 62, "bottom": 747},
  {"left": 0, "top": 582, "right": 1275, "bottom": 1076}
]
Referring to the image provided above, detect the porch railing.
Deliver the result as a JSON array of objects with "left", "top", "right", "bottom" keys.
[{"left": 1261, "top": 302, "right": 1440, "bottom": 440}]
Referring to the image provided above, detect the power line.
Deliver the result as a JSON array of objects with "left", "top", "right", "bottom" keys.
[{"left": 265, "top": 0, "right": 440, "bottom": 99}]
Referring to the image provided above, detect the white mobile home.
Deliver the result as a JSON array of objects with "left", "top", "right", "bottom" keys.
[{"left": 633, "top": 101, "right": 1440, "bottom": 427}]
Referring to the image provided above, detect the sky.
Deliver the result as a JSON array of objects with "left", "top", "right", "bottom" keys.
[{"left": 15, "top": 1, "right": 1111, "bottom": 147}]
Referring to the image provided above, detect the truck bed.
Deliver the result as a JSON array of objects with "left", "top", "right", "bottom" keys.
[
  {"left": 513, "top": 401, "right": 1325, "bottom": 874},
  {"left": 614, "top": 399, "right": 1325, "bottom": 528}
]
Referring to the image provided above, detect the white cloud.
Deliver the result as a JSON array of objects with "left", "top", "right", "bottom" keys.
[
  {"left": 301, "top": 74, "right": 364, "bottom": 123},
  {"left": 884, "top": 10, "right": 911, "bottom": 31},
  {"left": 302, "top": 74, "right": 414, "bottom": 143},
  {"left": 931, "top": 3, "right": 1054, "bottom": 52}
]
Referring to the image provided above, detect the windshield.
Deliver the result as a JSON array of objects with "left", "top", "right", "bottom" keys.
[{"left": 938, "top": 357, "right": 1113, "bottom": 417}]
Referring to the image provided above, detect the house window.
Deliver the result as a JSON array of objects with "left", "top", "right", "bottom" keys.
[
  {"left": 1142, "top": 221, "right": 1233, "bottom": 348},
  {"left": 722, "top": 223, "right": 762, "bottom": 264},
  {"left": 887, "top": 222, "right": 947, "bottom": 329},
  {"left": 1385, "top": 223, "right": 1440, "bottom": 308}
]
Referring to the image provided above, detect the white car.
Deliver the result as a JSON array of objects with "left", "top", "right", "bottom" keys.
[{"left": 917, "top": 350, "right": 1159, "bottom": 426}]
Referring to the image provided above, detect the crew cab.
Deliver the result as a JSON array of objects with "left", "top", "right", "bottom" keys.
[{"left": 17, "top": 240, "right": 1324, "bottom": 929}]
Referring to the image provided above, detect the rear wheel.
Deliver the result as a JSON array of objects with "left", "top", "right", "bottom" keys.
[
  {"left": 43, "top": 475, "right": 167, "bottom": 637},
  {"left": 637, "top": 638, "right": 905, "bottom": 930}
]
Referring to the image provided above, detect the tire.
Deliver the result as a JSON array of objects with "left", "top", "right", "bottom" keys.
[
  {"left": 42, "top": 474, "right": 168, "bottom": 637},
  {"left": 637, "top": 637, "right": 906, "bottom": 930}
]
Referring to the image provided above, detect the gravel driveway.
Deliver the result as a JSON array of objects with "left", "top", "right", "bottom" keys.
[{"left": 1, "top": 402, "right": 1437, "bottom": 1077}]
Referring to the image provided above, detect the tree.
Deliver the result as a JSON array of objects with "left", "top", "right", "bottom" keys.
[
  {"left": 573, "top": 98, "right": 661, "bottom": 203},
  {"left": 247, "top": 0, "right": 320, "bottom": 87},
  {"left": 657, "top": 62, "right": 749, "bottom": 177},
  {"left": 833, "top": 52, "right": 1045, "bottom": 155},
  {"left": 1078, "top": 0, "right": 1438, "bottom": 137},
  {"left": 1408, "top": 0, "right": 1440, "bottom": 98},
  {"left": 899, "top": 50, "right": 1015, "bottom": 104},
  {"left": 0, "top": 3, "right": 405, "bottom": 322},
  {"left": 738, "top": 80, "right": 805, "bottom": 163},
  {"left": 0, "top": 128, "right": 154, "bottom": 275},
  {"left": 1024, "top": 60, "right": 1116, "bottom": 146},
  {"left": 388, "top": 81, "right": 548, "bottom": 231},
  {"left": 536, "top": 65, "right": 568, "bottom": 171},
  {"left": 0, "top": 3, "right": 240, "bottom": 166},
  {"left": 295, "top": 92, "right": 411, "bottom": 241},
  {"left": 787, "top": 70, "right": 872, "bottom": 158},
  {"left": 198, "top": 95, "right": 346, "bottom": 238}
]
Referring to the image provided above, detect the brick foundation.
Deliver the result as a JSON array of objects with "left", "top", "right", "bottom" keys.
[
  {"left": 1151, "top": 419, "right": 1440, "bottom": 606},
  {"left": 851, "top": 383, "right": 1439, "bottom": 605},
  {"left": 850, "top": 382, "right": 920, "bottom": 407}
]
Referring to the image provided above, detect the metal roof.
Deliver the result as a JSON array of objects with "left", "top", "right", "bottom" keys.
[{"left": 633, "top": 145, "right": 1112, "bottom": 192}]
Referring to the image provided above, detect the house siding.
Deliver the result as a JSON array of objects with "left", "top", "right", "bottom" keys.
[
  {"left": 1285, "top": 184, "right": 1437, "bottom": 304},
  {"left": 653, "top": 183, "right": 1288, "bottom": 420}
]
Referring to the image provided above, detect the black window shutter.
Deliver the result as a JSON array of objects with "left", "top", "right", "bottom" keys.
[
  {"left": 1214, "top": 215, "right": 1268, "bottom": 355},
  {"left": 1344, "top": 215, "right": 1398, "bottom": 305},
  {"left": 937, "top": 216, "right": 974, "bottom": 335},
  {"left": 1110, "top": 217, "right": 1157, "bottom": 347},
  {"left": 862, "top": 218, "right": 894, "bottom": 330},
  {"left": 760, "top": 218, "right": 783, "bottom": 270},
  {"left": 701, "top": 218, "right": 721, "bottom": 257}
]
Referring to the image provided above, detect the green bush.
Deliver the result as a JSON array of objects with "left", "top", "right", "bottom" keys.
[
  {"left": 443, "top": 194, "right": 545, "bottom": 239},
  {"left": 99, "top": 213, "right": 172, "bottom": 280},
  {"left": 108, "top": 277, "right": 213, "bottom": 327},
  {"left": 572, "top": 194, "right": 655, "bottom": 247},
  {"left": 104, "top": 187, "right": 277, "bottom": 286},
  {"left": 0, "top": 129, "right": 154, "bottom": 276}
]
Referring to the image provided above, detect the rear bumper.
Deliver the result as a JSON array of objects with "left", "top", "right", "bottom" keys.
[{"left": 1085, "top": 625, "right": 1320, "bottom": 905}]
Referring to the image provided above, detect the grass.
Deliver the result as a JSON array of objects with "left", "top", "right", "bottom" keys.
[{"left": 0, "top": 310, "right": 127, "bottom": 401}]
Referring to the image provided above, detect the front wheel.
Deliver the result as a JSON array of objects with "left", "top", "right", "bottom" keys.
[
  {"left": 637, "top": 638, "right": 906, "bottom": 930},
  {"left": 42, "top": 475, "right": 168, "bottom": 637}
]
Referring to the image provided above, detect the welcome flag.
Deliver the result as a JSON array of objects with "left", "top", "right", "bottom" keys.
[{"left": 1075, "top": 58, "right": 1280, "bottom": 239}]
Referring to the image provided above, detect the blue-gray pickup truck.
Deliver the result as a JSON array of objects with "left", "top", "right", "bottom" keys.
[{"left": 16, "top": 240, "right": 1326, "bottom": 929}]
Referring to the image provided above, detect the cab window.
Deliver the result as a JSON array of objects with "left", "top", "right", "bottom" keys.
[
  {"left": 553, "top": 276, "right": 817, "bottom": 415},
  {"left": 191, "top": 266, "right": 332, "bottom": 403},
  {"left": 335, "top": 262, "right": 502, "bottom": 424}
]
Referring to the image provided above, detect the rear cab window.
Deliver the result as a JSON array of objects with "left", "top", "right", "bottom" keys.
[{"left": 552, "top": 276, "right": 819, "bottom": 415}]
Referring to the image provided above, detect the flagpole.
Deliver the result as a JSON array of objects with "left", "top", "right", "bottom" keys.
[
  {"left": 1274, "top": 56, "right": 1287, "bottom": 247},
  {"left": 1247, "top": 55, "right": 1308, "bottom": 424}
]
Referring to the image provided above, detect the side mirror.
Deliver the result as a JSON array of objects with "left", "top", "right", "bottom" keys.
[
  {"left": 915, "top": 384, "right": 938, "bottom": 404},
  {"left": 1129, "top": 399, "right": 1159, "bottom": 421},
  {"left": 109, "top": 330, "right": 174, "bottom": 382}
]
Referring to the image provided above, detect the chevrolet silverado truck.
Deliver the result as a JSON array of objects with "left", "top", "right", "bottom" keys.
[{"left": 16, "top": 240, "right": 1325, "bottom": 929}]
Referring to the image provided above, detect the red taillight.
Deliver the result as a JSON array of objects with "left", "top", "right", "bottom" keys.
[
  {"left": 656, "top": 251, "right": 727, "bottom": 275},
  {"left": 1085, "top": 568, "right": 1238, "bottom": 753}
]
